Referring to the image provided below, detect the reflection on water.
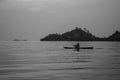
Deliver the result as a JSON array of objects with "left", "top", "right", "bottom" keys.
[{"left": 0, "top": 41, "right": 120, "bottom": 80}]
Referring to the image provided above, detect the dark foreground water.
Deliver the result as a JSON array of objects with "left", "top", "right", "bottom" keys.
[{"left": 0, "top": 41, "right": 120, "bottom": 80}]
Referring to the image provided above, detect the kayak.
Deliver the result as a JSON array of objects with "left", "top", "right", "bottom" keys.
[
  {"left": 64, "top": 47, "right": 74, "bottom": 49},
  {"left": 64, "top": 47, "right": 93, "bottom": 49},
  {"left": 79, "top": 47, "right": 93, "bottom": 49}
]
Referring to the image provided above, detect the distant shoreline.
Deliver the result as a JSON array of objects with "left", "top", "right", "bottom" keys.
[{"left": 13, "top": 39, "right": 28, "bottom": 41}]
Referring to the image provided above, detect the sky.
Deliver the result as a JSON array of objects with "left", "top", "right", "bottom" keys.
[{"left": 0, "top": 0, "right": 120, "bottom": 41}]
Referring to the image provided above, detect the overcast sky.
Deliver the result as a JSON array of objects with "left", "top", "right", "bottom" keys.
[{"left": 0, "top": 0, "right": 120, "bottom": 41}]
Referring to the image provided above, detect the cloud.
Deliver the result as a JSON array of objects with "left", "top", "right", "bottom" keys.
[
  {"left": 0, "top": 0, "right": 65, "bottom": 12},
  {"left": 0, "top": 0, "right": 43, "bottom": 11},
  {"left": 0, "top": 0, "right": 6, "bottom": 2}
]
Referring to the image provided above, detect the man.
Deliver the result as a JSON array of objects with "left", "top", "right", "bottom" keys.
[{"left": 74, "top": 43, "right": 80, "bottom": 51}]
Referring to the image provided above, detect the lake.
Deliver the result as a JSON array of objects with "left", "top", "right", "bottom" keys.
[{"left": 0, "top": 41, "right": 120, "bottom": 80}]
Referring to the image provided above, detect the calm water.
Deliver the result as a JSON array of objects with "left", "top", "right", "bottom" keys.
[{"left": 0, "top": 41, "right": 120, "bottom": 80}]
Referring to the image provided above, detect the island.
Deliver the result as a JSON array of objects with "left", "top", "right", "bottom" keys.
[
  {"left": 40, "top": 27, "right": 120, "bottom": 41},
  {"left": 13, "top": 39, "right": 28, "bottom": 41}
]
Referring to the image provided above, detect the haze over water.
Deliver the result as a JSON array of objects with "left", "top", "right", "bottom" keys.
[
  {"left": 0, "top": 0, "right": 120, "bottom": 41},
  {"left": 0, "top": 41, "right": 120, "bottom": 80}
]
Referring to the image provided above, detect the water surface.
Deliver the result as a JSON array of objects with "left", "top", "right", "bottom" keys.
[{"left": 0, "top": 41, "right": 120, "bottom": 80}]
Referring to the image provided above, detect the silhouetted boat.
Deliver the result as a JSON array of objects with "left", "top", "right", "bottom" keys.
[
  {"left": 64, "top": 46, "right": 93, "bottom": 49},
  {"left": 13, "top": 39, "right": 27, "bottom": 41},
  {"left": 13, "top": 39, "right": 21, "bottom": 41}
]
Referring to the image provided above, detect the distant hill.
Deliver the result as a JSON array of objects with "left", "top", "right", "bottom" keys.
[
  {"left": 40, "top": 27, "right": 120, "bottom": 41},
  {"left": 107, "top": 31, "right": 120, "bottom": 41},
  {"left": 40, "top": 27, "right": 99, "bottom": 41}
]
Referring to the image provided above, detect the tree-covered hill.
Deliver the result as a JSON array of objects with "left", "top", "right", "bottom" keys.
[
  {"left": 40, "top": 27, "right": 99, "bottom": 41},
  {"left": 107, "top": 31, "right": 120, "bottom": 41},
  {"left": 40, "top": 27, "right": 120, "bottom": 41}
]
